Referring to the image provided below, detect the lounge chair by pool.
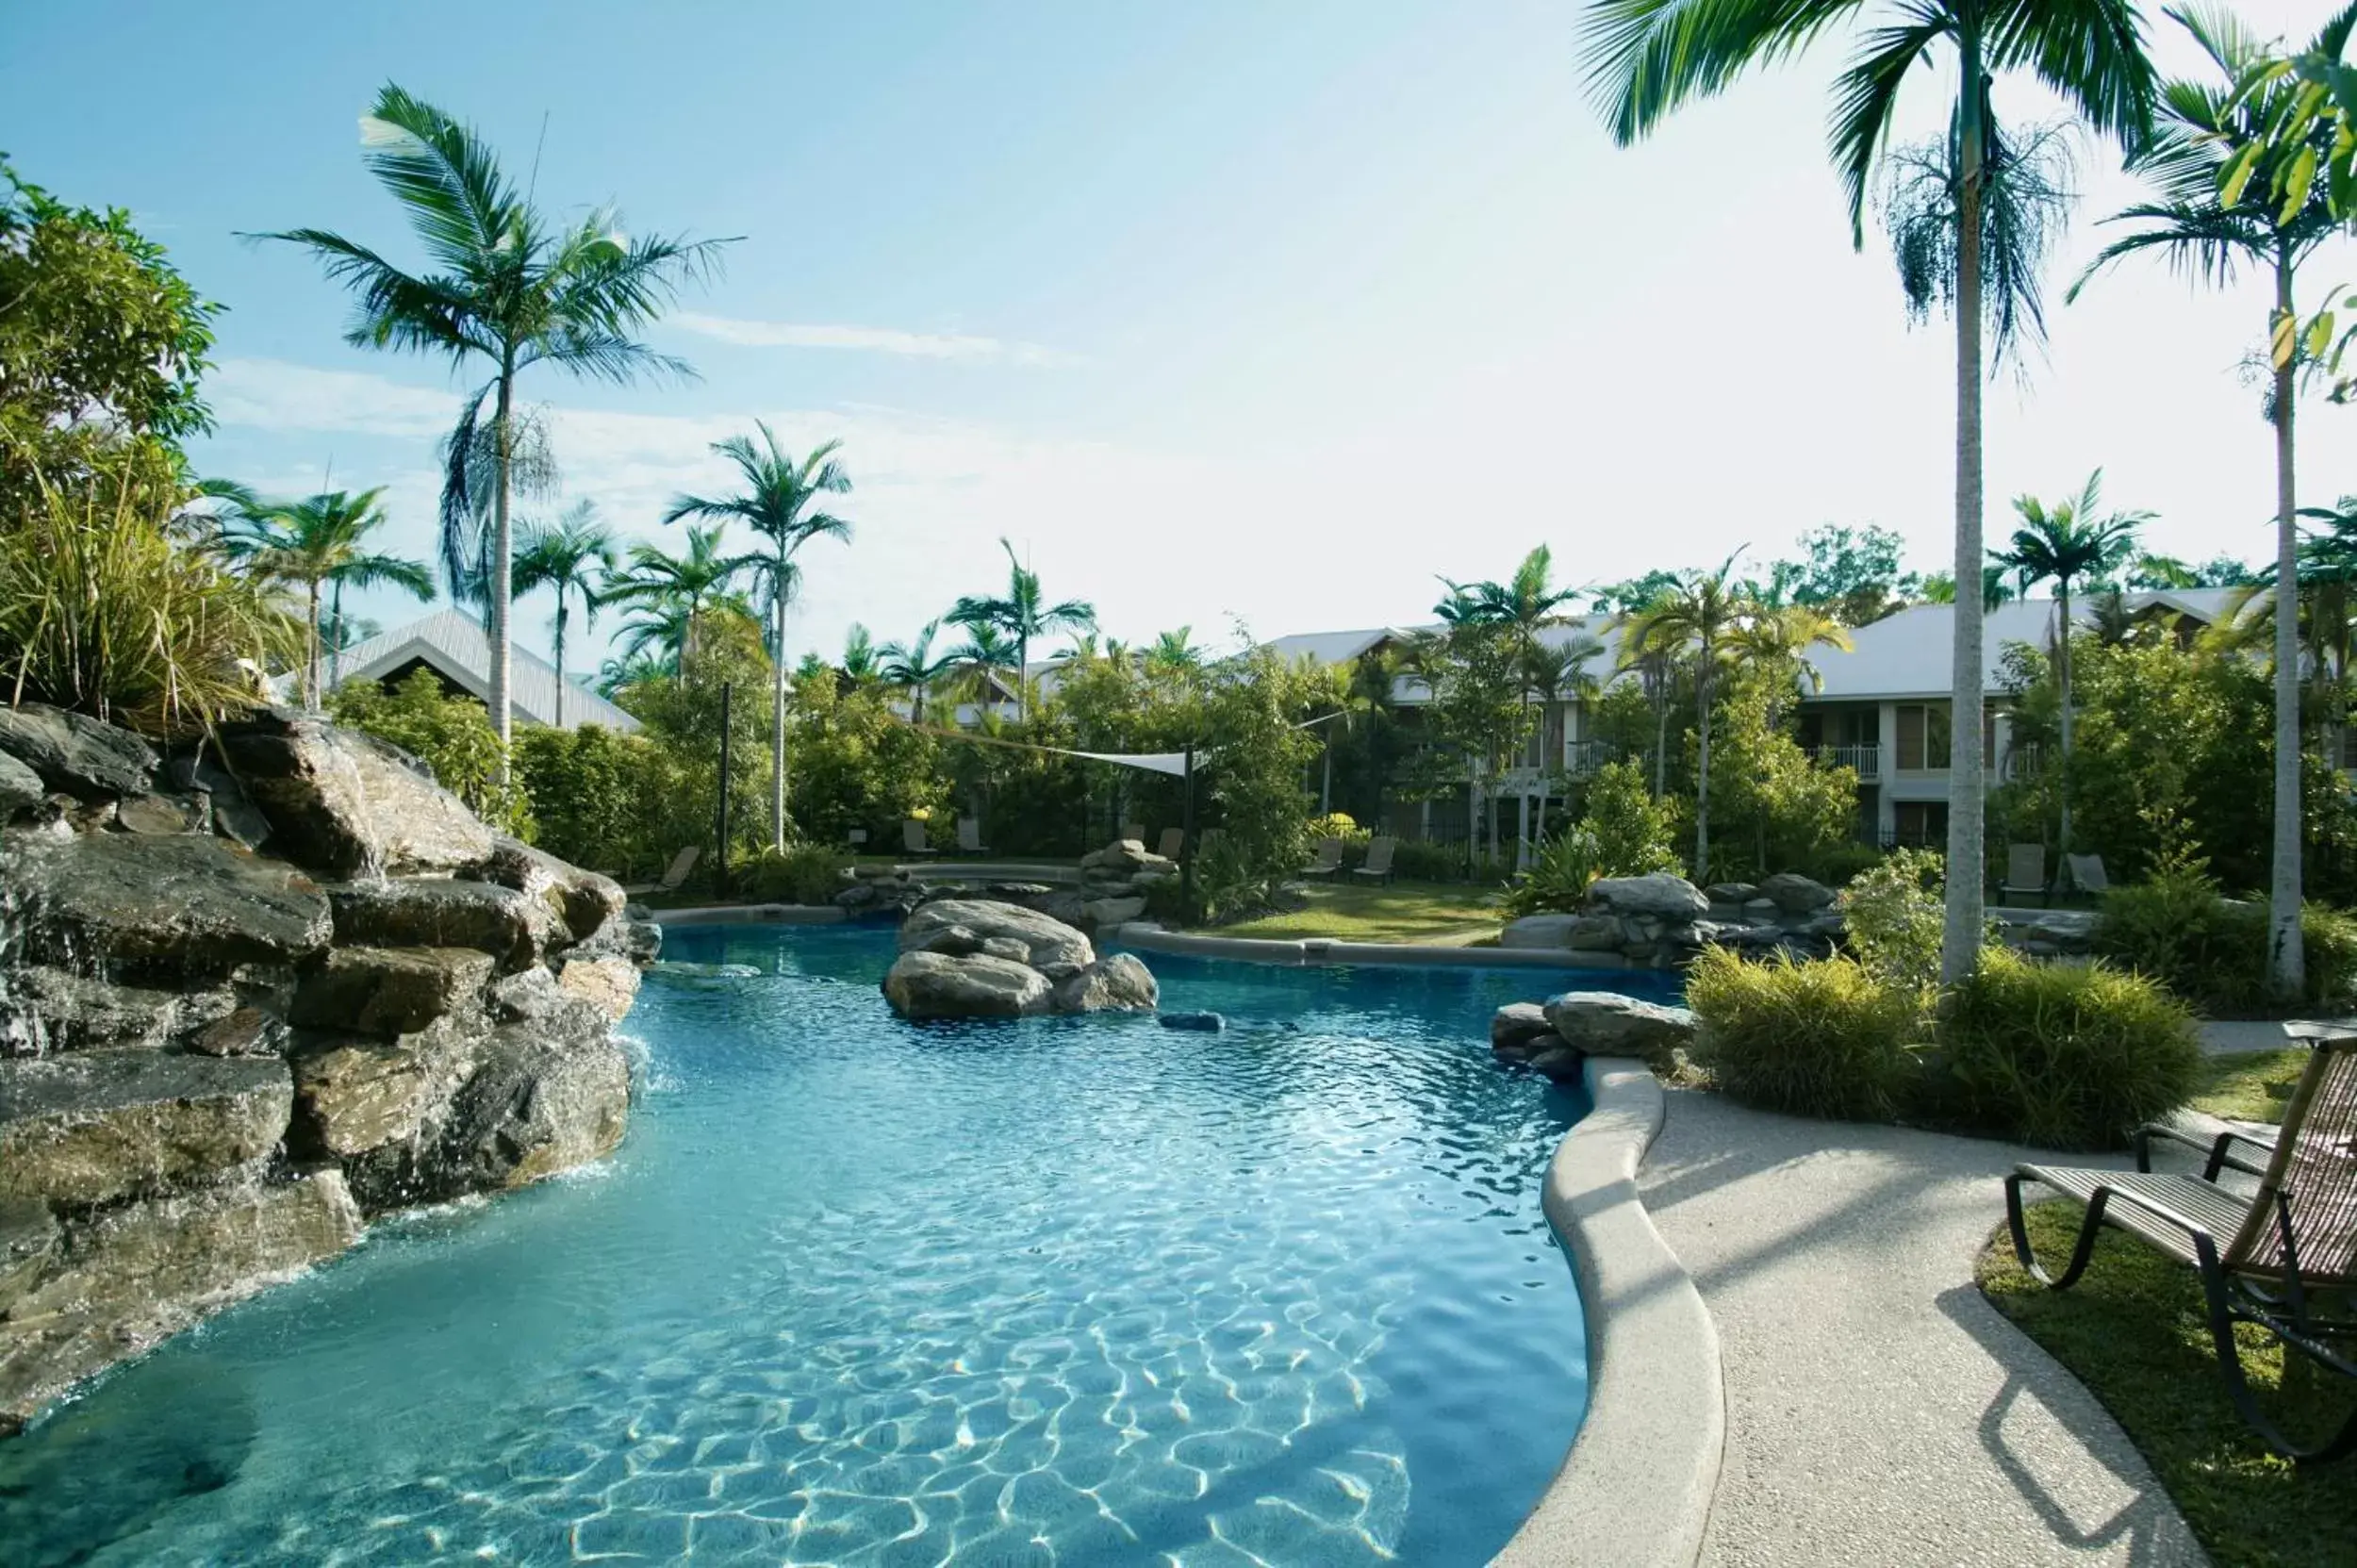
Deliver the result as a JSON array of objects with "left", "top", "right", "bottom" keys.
[
  {"left": 1998, "top": 843, "right": 2047, "bottom": 906},
  {"left": 621, "top": 844, "right": 701, "bottom": 897},
  {"left": 1351, "top": 836, "right": 1397, "bottom": 884}
]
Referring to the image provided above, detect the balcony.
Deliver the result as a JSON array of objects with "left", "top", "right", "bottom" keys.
[
  {"left": 1564, "top": 739, "right": 1622, "bottom": 779},
  {"left": 1813, "top": 743, "right": 1881, "bottom": 782}
]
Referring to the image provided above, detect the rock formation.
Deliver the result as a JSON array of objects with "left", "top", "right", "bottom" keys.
[
  {"left": 882, "top": 899, "right": 1158, "bottom": 1020},
  {"left": 0, "top": 703, "right": 657, "bottom": 1433},
  {"left": 1491, "top": 990, "right": 1701, "bottom": 1081},
  {"left": 836, "top": 836, "right": 1172, "bottom": 935},
  {"left": 1500, "top": 870, "right": 1846, "bottom": 969}
]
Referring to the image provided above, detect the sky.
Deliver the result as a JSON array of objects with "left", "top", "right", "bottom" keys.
[{"left": 9, "top": 0, "right": 2357, "bottom": 676}]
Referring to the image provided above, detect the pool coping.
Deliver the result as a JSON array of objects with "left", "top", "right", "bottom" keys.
[
  {"left": 649, "top": 903, "right": 849, "bottom": 926},
  {"left": 1116, "top": 925, "right": 1647, "bottom": 972},
  {"left": 1492, "top": 1058, "right": 1724, "bottom": 1568}
]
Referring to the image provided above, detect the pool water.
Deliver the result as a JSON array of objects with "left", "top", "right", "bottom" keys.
[{"left": 5, "top": 929, "right": 1664, "bottom": 1567}]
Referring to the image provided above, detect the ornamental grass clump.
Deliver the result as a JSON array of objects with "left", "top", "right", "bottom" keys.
[
  {"left": 1684, "top": 946, "right": 1921, "bottom": 1121},
  {"left": 1937, "top": 948, "right": 2201, "bottom": 1149},
  {"left": 2095, "top": 849, "right": 2357, "bottom": 1015}
]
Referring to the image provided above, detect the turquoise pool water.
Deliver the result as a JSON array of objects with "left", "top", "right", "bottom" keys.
[{"left": 7, "top": 929, "right": 1667, "bottom": 1566}]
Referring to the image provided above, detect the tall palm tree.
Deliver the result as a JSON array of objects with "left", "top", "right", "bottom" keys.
[
  {"left": 2069, "top": 5, "right": 2354, "bottom": 997},
  {"left": 880, "top": 619, "right": 958, "bottom": 724},
  {"left": 603, "top": 523, "right": 753, "bottom": 670},
  {"left": 663, "top": 425, "right": 850, "bottom": 847},
  {"left": 839, "top": 623, "right": 882, "bottom": 686},
  {"left": 947, "top": 538, "right": 1096, "bottom": 723},
  {"left": 1145, "top": 627, "right": 1205, "bottom": 685},
  {"left": 1586, "top": 0, "right": 2156, "bottom": 980},
  {"left": 261, "top": 83, "right": 729, "bottom": 766},
  {"left": 1992, "top": 470, "right": 2149, "bottom": 868},
  {"left": 1729, "top": 602, "right": 1855, "bottom": 730},
  {"left": 1440, "top": 546, "right": 1587, "bottom": 862},
  {"left": 224, "top": 487, "right": 435, "bottom": 706},
  {"left": 1617, "top": 552, "right": 1748, "bottom": 883},
  {"left": 947, "top": 625, "right": 1016, "bottom": 718},
  {"left": 512, "top": 500, "right": 617, "bottom": 728}
]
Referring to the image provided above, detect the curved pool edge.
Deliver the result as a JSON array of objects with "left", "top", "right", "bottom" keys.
[
  {"left": 1116, "top": 926, "right": 1641, "bottom": 972},
  {"left": 1493, "top": 1060, "right": 1724, "bottom": 1568}
]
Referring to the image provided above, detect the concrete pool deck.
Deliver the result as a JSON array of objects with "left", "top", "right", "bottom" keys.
[{"left": 1635, "top": 1092, "right": 2208, "bottom": 1566}]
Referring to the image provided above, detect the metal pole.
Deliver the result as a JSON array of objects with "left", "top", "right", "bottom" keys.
[
  {"left": 1180, "top": 746, "right": 1195, "bottom": 918},
  {"left": 717, "top": 681, "right": 733, "bottom": 898}
]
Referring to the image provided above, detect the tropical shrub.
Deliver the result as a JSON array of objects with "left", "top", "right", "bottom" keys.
[
  {"left": 785, "top": 678, "right": 948, "bottom": 846},
  {"left": 1386, "top": 839, "right": 1506, "bottom": 885},
  {"left": 1685, "top": 947, "right": 1920, "bottom": 1121},
  {"left": 513, "top": 723, "right": 681, "bottom": 880},
  {"left": 739, "top": 843, "right": 849, "bottom": 905},
  {"left": 2095, "top": 849, "right": 2357, "bottom": 1015},
  {"left": 1936, "top": 948, "right": 2202, "bottom": 1149},
  {"left": 1502, "top": 825, "right": 1601, "bottom": 918},
  {"left": 1578, "top": 758, "right": 1682, "bottom": 880},
  {"left": 329, "top": 668, "right": 530, "bottom": 834},
  {"left": 618, "top": 611, "right": 772, "bottom": 861},
  {"left": 1695, "top": 683, "right": 1860, "bottom": 883},
  {"left": 1839, "top": 847, "right": 1946, "bottom": 998}
]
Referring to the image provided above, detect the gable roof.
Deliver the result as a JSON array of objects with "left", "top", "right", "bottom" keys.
[{"left": 322, "top": 610, "right": 641, "bottom": 733}]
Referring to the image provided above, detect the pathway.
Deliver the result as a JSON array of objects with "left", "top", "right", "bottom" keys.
[{"left": 1637, "top": 1091, "right": 2209, "bottom": 1566}]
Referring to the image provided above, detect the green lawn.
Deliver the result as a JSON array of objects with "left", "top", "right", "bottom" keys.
[
  {"left": 2194, "top": 1049, "right": 2309, "bottom": 1125},
  {"left": 1979, "top": 1206, "right": 2355, "bottom": 1567},
  {"left": 1204, "top": 880, "right": 1504, "bottom": 945}
]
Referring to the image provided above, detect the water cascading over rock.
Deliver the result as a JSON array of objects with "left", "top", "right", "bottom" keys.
[{"left": 0, "top": 703, "right": 660, "bottom": 1434}]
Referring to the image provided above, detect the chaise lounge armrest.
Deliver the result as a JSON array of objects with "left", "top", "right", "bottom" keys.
[{"left": 2134, "top": 1121, "right": 2276, "bottom": 1181}]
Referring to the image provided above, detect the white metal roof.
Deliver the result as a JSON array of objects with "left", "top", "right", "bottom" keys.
[{"left": 321, "top": 610, "right": 642, "bottom": 733}]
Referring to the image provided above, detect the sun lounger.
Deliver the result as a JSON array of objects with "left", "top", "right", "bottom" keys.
[
  {"left": 1122, "top": 822, "right": 1146, "bottom": 845},
  {"left": 957, "top": 817, "right": 986, "bottom": 853},
  {"left": 620, "top": 844, "right": 701, "bottom": 897},
  {"left": 902, "top": 818, "right": 935, "bottom": 856},
  {"left": 1999, "top": 842, "right": 2047, "bottom": 906},
  {"left": 1300, "top": 837, "right": 1343, "bottom": 879},
  {"left": 2067, "top": 852, "right": 2111, "bottom": 895},
  {"left": 1350, "top": 836, "right": 1397, "bottom": 884},
  {"left": 2004, "top": 1029, "right": 2357, "bottom": 1461},
  {"left": 1158, "top": 826, "right": 1185, "bottom": 860}
]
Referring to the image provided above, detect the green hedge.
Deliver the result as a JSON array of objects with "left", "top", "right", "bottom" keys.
[
  {"left": 2096, "top": 879, "right": 2357, "bottom": 1016},
  {"left": 1685, "top": 947, "right": 1921, "bottom": 1121},
  {"left": 1936, "top": 949, "right": 2202, "bottom": 1149}
]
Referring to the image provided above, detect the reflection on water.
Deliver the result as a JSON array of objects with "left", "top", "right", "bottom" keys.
[{"left": 8, "top": 928, "right": 1627, "bottom": 1565}]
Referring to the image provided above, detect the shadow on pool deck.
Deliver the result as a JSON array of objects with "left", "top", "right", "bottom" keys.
[{"left": 1637, "top": 1090, "right": 2208, "bottom": 1567}]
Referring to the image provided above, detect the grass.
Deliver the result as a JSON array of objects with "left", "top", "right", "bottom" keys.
[
  {"left": 1978, "top": 1206, "right": 2356, "bottom": 1567},
  {"left": 1205, "top": 880, "right": 1503, "bottom": 945},
  {"left": 2194, "top": 1049, "right": 2309, "bottom": 1126}
]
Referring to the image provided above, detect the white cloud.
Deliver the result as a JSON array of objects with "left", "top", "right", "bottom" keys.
[
  {"left": 208, "top": 358, "right": 461, "bottom": 438},
  {"left": 668, "top": 311, "right": 1076, "bottom": 366}
]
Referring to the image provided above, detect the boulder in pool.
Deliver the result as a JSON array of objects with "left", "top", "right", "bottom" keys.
[
  {"left": 883, "top": 900, "right": 1159, "bottom": 1020},
  {"left": 1543, "top": 991, "right": 1698, "bottom": 1073}
]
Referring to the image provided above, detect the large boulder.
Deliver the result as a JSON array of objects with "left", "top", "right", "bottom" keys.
[
  {"left": 0, "top": 1170, "right": 361, "bottom": 1434},
  {"left": 1542, "top": 991, "right": 1700, "bottom": 1072},
  {"left": 1499, "top": 914, "right": 1582, "bottom": 950},
  {"left": 1490, "top": 1001, "right": 1558, "bottom": 1053},
  {"left": 0, "top": 703, "right": 156, "bottom": 801},
  {"left": 882, "top": 950, "right": 1053, "bottom": 1019},
  {"left": 556, "top": 954, "right": 643, "bottom": 1023},
  {"left": 288, "top": 1014, "right": 486, "bottom": 1162},
  {"left": 1757, "top": 871, "right": 1838, "bottom": 916},
  {"left": 0, "top": 967, "right": 235, "bottom": 1057},
  {"left": 217, "top": 711, "right": 493, "bottom": 877},
  {"left": 7, "top": 833, "right": 331, "bottom": 982},
  {"left": 898, "top": 899, "right": 1095, "bottom": 980},
  {"left": 325, "top": 877, "right": 560, "bottom": 972},
  {"left": 1053, "top": 954, "right": 1159, "bottom": 1014},
  {"left": 0, "top": 751, "right": 46, "bottom": 818},
  {"left": 0, "top": 1051, "right": 293, "bottom": 1207},
  {"left": 460, "top": 836, "right": 625, "bottom": 944},
  {"left": 289, "top": 946, "right": 496, "bottom": 1035},
  {"left": 1588, "top": 873, "right": 1710, "bottom": 923}
]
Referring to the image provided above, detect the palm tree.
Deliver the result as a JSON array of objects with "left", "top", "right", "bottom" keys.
[
  {"left": 604, "top": 523, "right": 752, "bottom": 670},
  {"left": 1439, "top": 546, "right": 1587, "bottom": 862},
  {"left": 1617, "top": 552, "right": 1748, "bottom": 883},
  {"left": 839, "top": 623, "right": 882, "bottom": 687},
  {"left": 1145, "top": 627, "right": 1205, "bottom": 685},
  {"left": 1729, "top": 602, "right": 1855, "bottom": 730},
  {"left": 224, "top": 487, "right": 435, "bottom": 706},
  {"left": 1586, "top": 0, "right": 2156, "bottom": 980},
  {"left": 512, "top": 501, "right": 617, "bottom": 729},
  {"left": 663, "top": 425, "right": 851, "bottom": 847},
  {"left": 880, "top": 619, "right": 958, "bottom": 724},
  {"left": 947, "top": 625, "right": 1016, "bottom": 718},
  {"left": 947, "top": 538, "right": 1096, "bottom": 723},
  {"left": 1991, "top": 470, "right": 2149, "bottom": 869},
  {"left": 261, "top": 83, "right": 729, "bottom": 766},
  {"left": 2068, "top": 6, "right": 2354, "bottom": 998}
]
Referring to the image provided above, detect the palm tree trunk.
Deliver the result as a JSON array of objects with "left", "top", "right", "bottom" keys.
[
  {"left": 305, "top": 580, "right": 322, "bottom": 708},
  {"left": 489, "top": 366, "right": 516, "bottom": 772},
  {"left": 1940, "top": 47, "right": 1989, "bottom": 986},
  {"left": 552, "top": 598, "right": 568, "bottom": 730},
  {"left": 2270, "top": 248, "right": 2307, "bottom": 998},
  {"left": 329, "top": 579, "right": 346, "bottom": 690},
  {"left": 1015, "top": 631, "right": 1030, "bottom": 724},
  {"left": 1651, "top": 668, "right": 1669, "bottom": 798},
  {"left": 771, "top": 564, "right": 788, "bottom": 850},
  {"left": 2055, "top": 578, "right": 2072, "bottom": 876},
  {"left": 1694, "top": 655, "right": 1713, "bottom": 883}
]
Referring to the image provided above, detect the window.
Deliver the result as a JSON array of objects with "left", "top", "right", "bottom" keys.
[
  {"left": 1893, "top": 801, "right": 1948, "bottom": 848},
  {"left": 1896, "top": 702, "right": 1952, "bottom": 770}
]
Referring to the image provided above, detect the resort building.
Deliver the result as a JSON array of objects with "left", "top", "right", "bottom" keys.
[
  {"left": 1260, "top": 587, "right": 2239, "bottom": 850},
  {"left": 305, "top": 609, "right": 641, "bottom": 733}
]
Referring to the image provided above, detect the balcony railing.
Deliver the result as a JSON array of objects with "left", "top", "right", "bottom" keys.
[
  {"left": 1813, "top": 743, "right": 1881, "bottom": 781},
  {"left": 1564, "top": 739, "right": 1622, "bottom": 778}
]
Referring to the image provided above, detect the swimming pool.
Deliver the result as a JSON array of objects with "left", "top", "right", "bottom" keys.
[{"left": 5, "top": 927, "right": 1662, "bottom": 1566}]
